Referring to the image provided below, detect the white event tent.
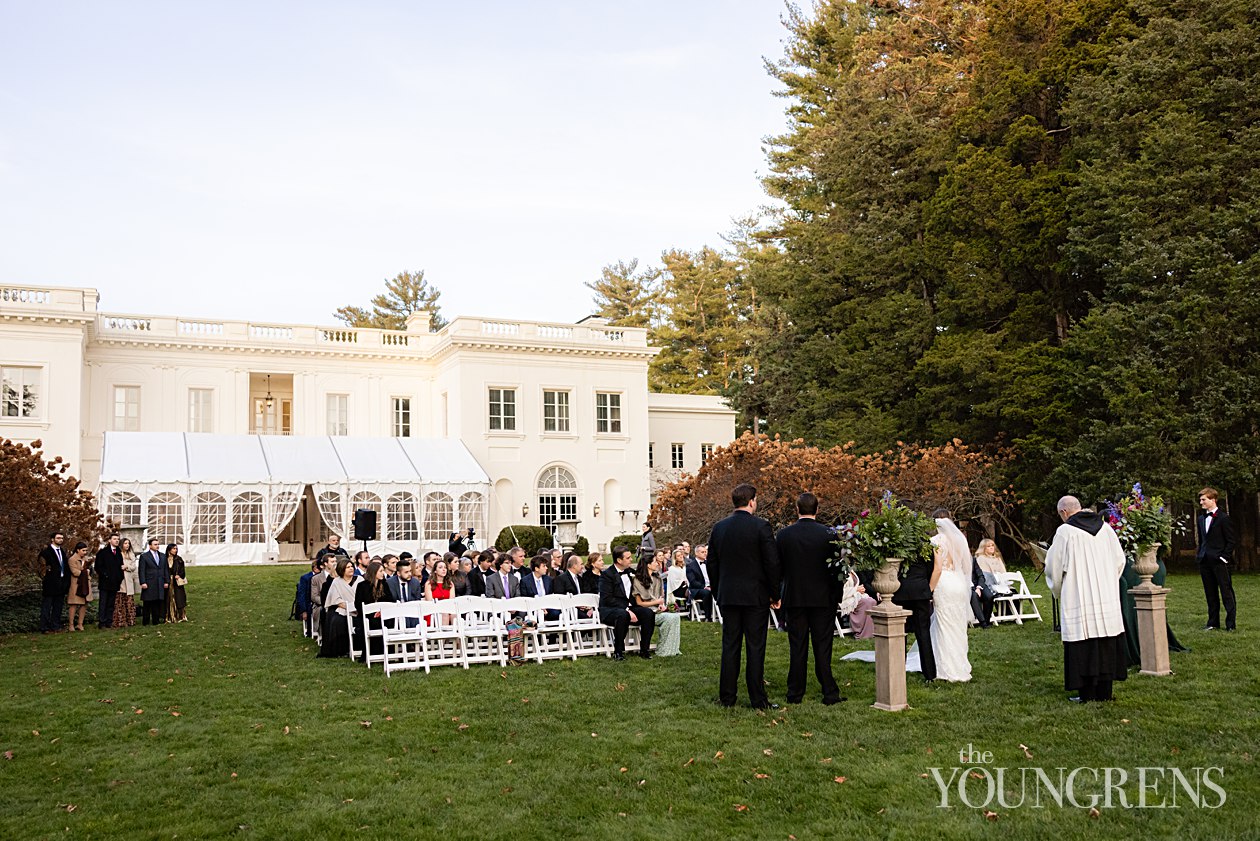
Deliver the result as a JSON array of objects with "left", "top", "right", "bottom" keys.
[{"left": 97, "top": 432, "right": 491, "bottom": 564}]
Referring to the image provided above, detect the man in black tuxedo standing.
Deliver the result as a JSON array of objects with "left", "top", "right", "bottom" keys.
[
  {"left": 39, "top": 531, "right": 69, "bottom": 633},
  {"left": 95, "top": 533, "right": 125, "bottom": 629},
  {"left": 599, "top": 546, "right": 655, "bottom": 660},
  {"left": 776, "top": 493, "right": 845, "bottom": 705},
  {"left": 1197, "top": 487, "right": 1237, "bottom": 631},
  {"left": 138, "top": 537, "right": 169, "bottom": 626},
  {"left": 708, "top": 483, "right": 782, "bottom": 708},
  {"left": 893, "top": 543, "right": 936, "bottom": 681}
]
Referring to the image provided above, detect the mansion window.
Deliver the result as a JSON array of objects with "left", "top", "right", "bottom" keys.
[
  {"left": 537, "top": 466, "right": 578, "bottom": 531},
  {"left": 671, "top": 443, "right": 684, "bottom": 469},
  {"left": 543, "top": 390, "right": 570, "bottom": 433},
  {"left": 188, "top": 388, "right": 214, "bottom": 433},
  {"left": 489, "top": 387, "right": 516, "bottom": 431},
  {"left": 1, "top": 366, "right": 40, "bottom": 419},
  {"left": 392, "top": 397, "right": 412, "bottom": 438},
  {"left": 701, "top": 443, "right": 714, "bottom": 465},
  {"left": 326, "top": 394, "right": 348, "bottom": 436},
  {"left": 113, "top": 385, "right": 140, "bottom": 431},
  {"left": 595, "top": 391, "right": 621, "bottom": 434}
]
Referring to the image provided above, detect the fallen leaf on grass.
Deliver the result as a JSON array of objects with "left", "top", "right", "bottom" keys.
[
  {"left": 638, "top": 780, "right": 646, "bottom": 786},
  {"left": 359, "top": 721, "right": 372, "bottom": 729},
  {"left": 506, "top": 759, "right": 512, "bottom": 764},
  {"left": 984, "top": 810, "right": 999, "bottom": 822},
  {"left": 820, "top": 758, "right": 833, "bottom": 764},
  {"left": 1120, "top": 719, "right": 1130, "bottom": 724},
  {"left": 3, "top": 751, "right": 12, "bottom": 760},
  {"left": 763, "top": 749, "right": 773, "bottom": 756},
  {"left": 714, "top": 751, "right": 724, "bottom": 760},
  {"left": 734, "top": 804, "right": 748, "bottom": 812},
  {"left": 65, "top": 804, "right": 76, "bottom": 813},
  {"left": 282, "top": 726, "right": 290, "bottom": 735},
  {"left": 500, "top": 672, "right": 507, "bottom": 679},
  {"left": 969, "top": 772, "right": 984, "bottom": 780},
  {"left": 801, "top": 732, "right": 813, "bottom": 738},
  {"left": 919, "top": 773, "right": 929, "bottom": 778},
  {"left": 31, "top": 731, "right": 38, "bottom": 736},
  {"left": 343, "top": 799, "right": 354, "bottom": 804},
  {"left": 833, "top": 777, "right": 847, "bottom": 784},
  {"left": 1018, "top": 743, "right": 1033, "bottom": 760},
  {"left": 615, "top": 682, "right": 626, "bottom": 692},
  {"left": 682, "top": 758, "right": 694, "bottom": 767},
  {"left": 620, "top": 767, "right": 628, "bottom": 773},
  {"left": 147, "top": 729, "right": 158, "bottom": 736},
  {"left": 457, "top": 724, "right": 469, "bottom": 731},
  {"left": 591, "top": 733, "right": 598, "bottom": 738},
  {"left": 97, "top": 699, "right": 114, "bottom": 704},
  {"left": 1088, "top": 807, "right": 1100, "bottom": 819},
  {"left": 755, "top": 773, "right": 770, "bottom": 779},
  {"left": 133, "top": 709, "right": 144, "bottom": 715},
  {"left": 170, "top": 711, "right": 182, "bottom": 717},
  {"left": 230, "top": 772, "right": 238, "bottom": 778},
  {"left": 501, "top": 786, "right": 512, "bottom": 794},
  {"left": 384, "top": 716, "right": 393, "bottom": 722}
]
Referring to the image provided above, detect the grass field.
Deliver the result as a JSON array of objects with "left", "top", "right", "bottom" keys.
[{"left": 0, "top": 568, "right": 1255, "bottom": 840}]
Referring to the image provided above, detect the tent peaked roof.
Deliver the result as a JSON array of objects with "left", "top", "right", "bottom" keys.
[{"left": 99, "top": 433, "right": 489, "bottom": 485}]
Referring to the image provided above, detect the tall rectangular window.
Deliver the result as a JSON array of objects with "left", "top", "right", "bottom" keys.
[
  {"left": 326, "top": 394, "right": 348, "bottom": 436},
  {"left": 113, "top": 386, "right": 140, "bottom": 431},
  {"left": 595, "top": 392, "right": 622, "bottom": 434},
  {"left": 188, "top": 388, "right": 214, "bottom": 433},
  {"left": 671, "top": 443, "right": 684, "bottom": 469},
  {"left": 701, "top": 443, "right": 714, "bottom": 465},
  {"left": 543, "top": 390, "right": 570, "bottom": 433},
  {"left": 392, "top": 397, "right": 411, "bottom": 438},
  {"left": 0, "top": 366, "right": 40, "bottom": 419},
  {"left": 489, "top": 387, "right": 516, "bottom": 431},
  {"left": 648, "top": 442, "right": 654, "bottom": 468}
]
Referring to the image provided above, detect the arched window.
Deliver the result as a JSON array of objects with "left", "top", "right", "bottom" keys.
[
  {"left": 148, "top": 492, "right": 184, "bottom": 545},
  {"left": 106, "top": 492, "right": 142, "bottom": 528},
  {"left": 423, "top": 492, "right": 453, "bottom": 541},
  {"left": 232, "top": 492, "right": 266, "bottom": 543},
  {"left": 536, "top": 466, "right": 577, "bottom": 530},
  {"left": 387, "top": 492, "right": 418, "bottom": 541},
  {"left": 190, "top": 492, "right": 227, "bottom": 543},
  {"left": 458, "top": 492, "right": 486, "bottom": 537},
  {"left": 316, "top": 491, "right": 343, "bottom": 543}
]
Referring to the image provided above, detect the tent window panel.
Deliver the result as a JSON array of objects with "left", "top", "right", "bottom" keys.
[
  {"left": 423, "top": 492, "right": 453, "bottom": 541},
  {"left": 232, "top": 492, "right": 266, "bottom": 543},
  {"left": 387, "top": 492, "right": 418, "bottom": 541},
  {"left": 148, "top": 493, "right": 184, "bottom": 545},
  {"left": 458, "top": 492, "right": 486, "bottom": 537},
  {"left": 317, "top": 491, "right": 343, "bottom": 541},
  {"left": 191, "top": 492, "right": 227, "bottom": 543},
  {"left": 106, "top": 492, "right": 142, "bottom": 528},
  {"left": 269, "top": 491, "right": 302, "bottom": 536}
]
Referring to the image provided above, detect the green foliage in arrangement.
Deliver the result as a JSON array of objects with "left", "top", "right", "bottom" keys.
[{"left": 833, "top": 493, "right": 935, "bottom": 572}]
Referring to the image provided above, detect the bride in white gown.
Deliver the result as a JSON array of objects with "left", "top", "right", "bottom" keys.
[{"left": 929, "top": 516, "right": 972, "bottom": 682}]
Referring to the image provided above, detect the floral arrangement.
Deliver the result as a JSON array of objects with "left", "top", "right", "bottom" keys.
[
  {"left": 830, "top": 491, "right": 934, "bottom": 572},
  {"left": 1104, "top": 482, "right": 1172, "bottom": 560}
]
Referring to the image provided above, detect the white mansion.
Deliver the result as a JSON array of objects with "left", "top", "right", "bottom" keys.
[{"left": 0, "top": 285, "right": 735, "bottom": 563}]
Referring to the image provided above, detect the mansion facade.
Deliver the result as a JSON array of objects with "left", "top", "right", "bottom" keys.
[{"left": 0, "top": 285, "right": 735, "bottom": 563}]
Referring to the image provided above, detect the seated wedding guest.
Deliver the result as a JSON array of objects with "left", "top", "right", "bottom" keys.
[
  {"left": 686, "top": 543, "right": 714, "bottom": 621},
  {"left": 972, "top": 538, "right": 1013, "bottom": 624},
  {"left": 114, "top": 536, "right": 138, "bottom": 628},
  {"left": 451, "top": 560, "right": 471, "bottom": 596},
  {"left": 1046, "top": 496, "right": 1128, "bottom": 703},
  {"left": 318, "top": 558, "right": 358, "bottom": 659},
  {"left": 138, "top": 538, "right": 168, "bottom": 626},
  {"left": 599, "top": 546, "right": 655, "bottom": 661},
  {"left": 399, "top": 552, "right": 425, "bottom": 587},
  {"left": 383, "top": 557, "right": 423, "bottom": 601},
  {"left": 504, "top": 546, "right": 527, "bottom": 581},
  {"left": 354, "top": 561, "right": 387, "bottom": 662},
  {"left": 633, "top": 554, "right": 680, "bottom": 657},
  {"left": 311, "top": 556, "right": 332, "bottom": 639},
  {"left": 296, "top": 559, "right": 319, "bottom": 637},
  {"left": 839, "top": 568, "right": 877, "bottom": 639},
  {"left": 315, "top": 534, "right": 349, "bottom": 562},
  {"left": 486, "top": 555, "right": 520, "bottom": 599},
  {"left": 353, "top": 550, "right": 370, "bottom": 578},
  {"left": 549, "top": 549, "right": 565, "bottom": 578},
  {"left": 553, "top": 553, "right": 585, "bottom": 597},
  {"left": 581, "top": 553, "right": 604, "bottom": 594},
  {"left": 381, "top": 554, "right": 398, "bottom": 577},
  {"left": 66, "top": 542, "right": 93, "bottom": 632},
  {"left": 468, "top": 551, "right": 493, "bottom": 597},
  {"left": 667, "top": 548, "right": 689, "bottom": 607},
  {"left": 520, "top": 557, "right": 560, "bottom": 623},
  {"left": 164, "top": 544, "right": 188, "bottom": 623},
  {"left": 426, "top": 559, "right": 453, "bottom": 601}
]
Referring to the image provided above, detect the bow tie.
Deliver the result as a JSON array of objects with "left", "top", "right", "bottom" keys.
[
  {"left": 1209, "top": 511, "right": 1218, "bottom": 518},
  {"left": 620, "top": 569, "right": 633, "bottom": 576}
]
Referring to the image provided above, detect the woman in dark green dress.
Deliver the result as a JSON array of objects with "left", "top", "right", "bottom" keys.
[{"left": 1119, "top": 549, "right": 1187, "bottom": 667}]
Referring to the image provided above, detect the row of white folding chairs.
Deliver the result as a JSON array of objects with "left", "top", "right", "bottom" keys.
[{"left": 352, "top": 594, "right": 616, "bottom": 676}]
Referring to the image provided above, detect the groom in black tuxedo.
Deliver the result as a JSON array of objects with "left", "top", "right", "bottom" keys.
[
  {"left": 893, "top": 549, "right": 937, "bottom": 681},
  {"left": 776, "top": 493, "right": 844, "bottom": 705},
  {"left": 1196, "top": 487, "right": 1237, "bottom": 631},
  {"left": 708, "top": 483, "right": 782, "bottom": 708}
]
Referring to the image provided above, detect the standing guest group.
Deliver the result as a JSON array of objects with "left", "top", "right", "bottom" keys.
[{"left": 39, "top": 530, "right": 189, "bottom": 633}]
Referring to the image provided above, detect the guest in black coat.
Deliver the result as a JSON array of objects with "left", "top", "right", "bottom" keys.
[
  {"left": 39, "top": 531, "right": 70, "bottom": 632},
  {"left": 552, "top": 554, "right": 586, "bottom": 597},
  {"left": 467, "top": 552, "right": 493, "bottom": 597},
  {"left": 1196, "top": 487, "right": 1237, "bottom": 631},
  {"left": 892, "top": 552, "right": 937, "bottom": 681},
  {"left": 354, "top": 561, "right": 386, "bottom": 662},
  {"left": 94, "top": 533, "right": 125, "bottom": 629},
  {"left": 776, "top": 493, "right": 844, "bottom": 705},
  {"left": 137, "top": 537, "right": 169, "bottom": 626},
  {"left": 599, "top": 547, "right": 655, "bottom": 659},
  {"left": 708, "top": 483, "right": 782, "bottom": 708},
  {"left": 580, "top": 553, "right": 604, "bottom": 595}
]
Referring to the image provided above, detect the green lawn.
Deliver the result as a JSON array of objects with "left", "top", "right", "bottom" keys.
[{"left": 0, "top": 568, "right": 1254, "bottom": 840}]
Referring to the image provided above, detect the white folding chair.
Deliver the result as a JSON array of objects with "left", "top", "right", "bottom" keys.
[
  {"left": 567, "top": 594, "right": 610, "bottom": 656},
  {"left": 502, "top": 597, "right": 546, "bottom": 663},
  {"left": 453, "top": 596, "right": 506, "bottom": 667},
  {"left": 417, "top": 601, "right": 467, "bottom": 671},
  {"left": 991, "top": 571, "right": 1043, "bottom": 624},
  {"left": 529, "top": 594, "right": 576, "bottom": 661},
  {"left": 346, "top": 610, "right": 363, "bottom": 663},
  {"left": 359, "top": 601, "right": 390, "bottom": 670},
  {"left": 379, "top": 603, "right": 423, "bottom": 676}
]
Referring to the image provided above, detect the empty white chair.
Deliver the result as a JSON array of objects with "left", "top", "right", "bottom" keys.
[
  {"left": 417, "top": 601, "right": 466, "bottom": 671},
  {"left": 567, "top": 593, "right": 610, "bottom": 656},
  {"left": 991, "top": 571, "right": 1043, "bottom": 624}
]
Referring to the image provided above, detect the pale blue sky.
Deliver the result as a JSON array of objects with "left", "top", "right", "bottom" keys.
[{"left": 0, "top": 1, "right": 789, "bottom": 325}]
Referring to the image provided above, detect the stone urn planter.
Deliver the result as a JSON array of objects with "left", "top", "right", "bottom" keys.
[
  {"left": 1133, "top": 543, "right": 1161, "bottom": 586},
  {"left": 871, "top": 557, "right": 903, "bottom": 603},
  {"left": 869, "top": 557, "right": 912, "bottom": 712}
]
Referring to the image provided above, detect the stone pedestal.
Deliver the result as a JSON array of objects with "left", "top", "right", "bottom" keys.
[
  {"left": 1132, "top": 582, "right": 1172, "bottom": 677},
  {"left": 871, "top": 599, "right": 913, "bottom": 711}
]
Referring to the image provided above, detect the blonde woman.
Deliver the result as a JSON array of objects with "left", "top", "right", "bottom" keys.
[{"left": 113, "top": 538, "right": 138, "bottom": 627}]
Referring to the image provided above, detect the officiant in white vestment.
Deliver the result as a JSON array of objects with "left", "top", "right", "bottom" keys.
[{"left": 1045, "top": 495, "right": 1128, "bottom": 703}]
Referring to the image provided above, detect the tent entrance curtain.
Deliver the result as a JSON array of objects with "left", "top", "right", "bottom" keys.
[{"left": 267, "top": 485, "right": 305, "bottom": 538}]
